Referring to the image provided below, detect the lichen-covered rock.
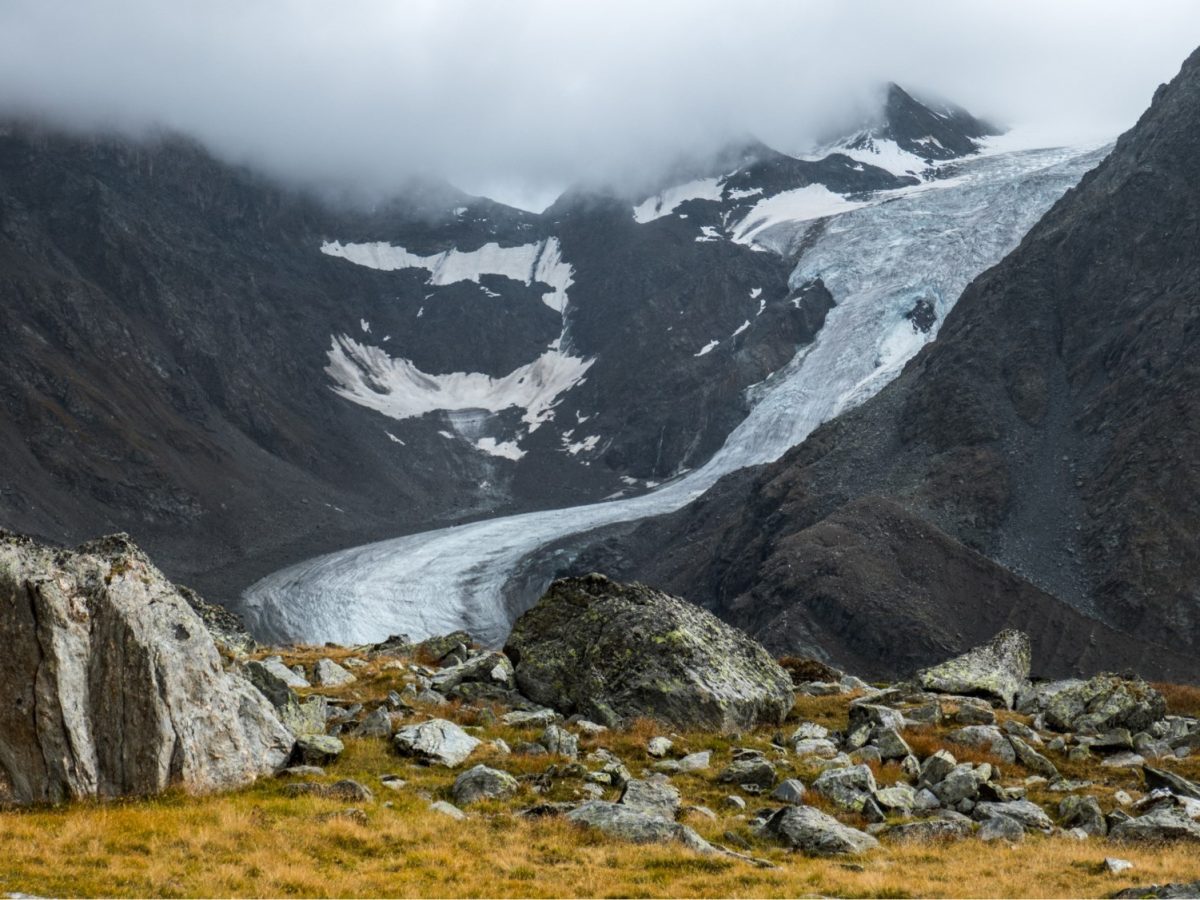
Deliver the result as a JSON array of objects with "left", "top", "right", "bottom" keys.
[
  {"left": 1109, "top": 806, "right": 1200, "bottom": 843},
  {"left": 431, "top": 652, "right": 514, "bottom": 694},
  {"left": 916, "top": 630, "right": 1030, "bottom": 708},
  {"left": 946, "top": 725, "right": 1017, "bottom": 764},
  {"left": 767, "top": 805, "right": 879, "bottom": 856},
  {"left": 393, "top": 718, "right": 480, "bottom": 767},
  {"left": 619, "top": 779, "right": 681, "bottom": 821},
  {"left": 292, "top": 734, "right": 344, "bottom": 766},
  {"left": 1038, "top": 675, "right": 1167, "bottom": 734},
  {"left": 812, "top": 764, "right": 877, "bottom": 811},
  {"left": 566, "top": 801, "right": 714, "bottom": 852},
  {"left": 972, "top": 799, "right": 1053, "bottom": 831},
  {"left": 451, "top": 765, "right": 519, "bottom": 805},
  {"left": 313, "top": 658, "right": 356, "bottom": 688},
  {"left": 504, "top": 575, "right": 794, "bottom": 731},
  {"left": 0, "top": 532, "right": 293, "bottom": 804}
]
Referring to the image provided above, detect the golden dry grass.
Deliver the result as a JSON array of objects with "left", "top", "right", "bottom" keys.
[
  {"left": 0, "top": 650, "right": 1196, "bottom": 898},
  {"left": 1155, "top": 681, "right": 1200, "bottom": 718}
]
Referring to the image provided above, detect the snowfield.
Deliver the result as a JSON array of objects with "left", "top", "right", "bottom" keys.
[
  {"left": 244, "top": 142, "right": 1110, "bottom": 647},
  {"left": 321, "top": 236, "right": 573, "bottom": 313},
  {"left": 632, "top": 177, "right": 723, "bottom": 222},
  {"left": 325, "top": 335, "right": 594, "bottom": 431}
]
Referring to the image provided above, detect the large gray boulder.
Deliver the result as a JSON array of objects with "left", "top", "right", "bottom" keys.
[
  {"left": 451, "top": 765, "right": 519, "bottom": 805},
  {"left": 916, "top": 629, "right": 1030, "bottom": 709},
  {"left": 1109, "top": 805, "right": 1200, "bottom": 843},
  {"left": 566, "top": 801, "right": 714, "bottom": 852},
  {"left": 504, "top": 575, "right": 794, "bottom": 731},
  {"left": 0, "top": 532, "right": 293, "bottom": 804},
  {"left": 767, "top": 805, "right": 879, "bottom": 856},
  {"left": 1038, "top": 675, "right": 1166, "bottom": 734},
  {"left": 393, "top": 718, "right": 480, "bottom": 767}
]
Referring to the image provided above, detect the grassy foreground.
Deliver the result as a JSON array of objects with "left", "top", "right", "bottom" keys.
[{"left": 0, "top": 648, "right": 1197, "bottom": 899}]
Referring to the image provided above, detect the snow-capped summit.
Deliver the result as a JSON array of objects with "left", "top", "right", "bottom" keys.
[{"left": 825, "top": 83, "right": 1003, "bottom": 179}]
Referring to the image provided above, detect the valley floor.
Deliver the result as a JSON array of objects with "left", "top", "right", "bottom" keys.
[{"left": 1, "top": 648, "right": 1197, "bottom": 899}]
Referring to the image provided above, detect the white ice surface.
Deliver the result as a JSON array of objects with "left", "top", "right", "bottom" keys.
[
  {"left": 244, "top": 143, "right": 1109, "bottom": 647},
  {"left": 322, "top": 237, "right": 573, "bottom": 312},
  {"left": 325, "top": 336, "right": 594, "bottom": 430},
  {"left": 632, "top": 177, "right": 723, "bottom": 223},
  {"left": 731, "top": 185, "right": 871, "bottom": 244}
]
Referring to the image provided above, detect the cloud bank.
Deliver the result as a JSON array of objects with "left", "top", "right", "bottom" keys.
[{"left": 1, "top": 0, "right": 1197, "bottom": 209}]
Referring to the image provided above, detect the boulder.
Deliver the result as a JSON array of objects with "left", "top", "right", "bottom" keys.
[
  {"left": 972, "top": 800, "right": 1053, "bottom": 831},
  {"left": 1039, "top": 675, "right": 1166, "bottom": 734},
  {"left": 1144, "top": 766, "right": 1200, "bottom": 801},
  {"left": 619, "top": 779, "right": 681, "bottom": 821},
  {"left": 431, "top": 652, "right": 514, "bottom": 694},
  {"left": 0, "top": 532, "right": 292, "bottom": 804},
  {"left": 717, "top": 756, "right": 776, "bottom": 790},
  {"left": 1111, "top": 883, "right": 1200, "bottom": 899},
  {"left": 812, "top": 764, "right": 877, "bottom": 811},
  {"left": 945, "top": 726, "right": 1017, "bottom": 764},
  {"left": 769, "top": 779, "right": 807, "bottom": 805},
  {"left": 352, "top": 707, "right": 393, "bottom": 738},
  {"left": 655, "top": 751, "right": 711, "bottom": 774},
  {"left": 451, "top": 765, "right": 519, "bottom": 806},
  {"left": 393, "top": 718, "right": 480, "bottom": 767},
  {"left": 418, "top": 631, "right": 473, "bottom": 663},
  {"left": 504, "top": 575, "right": 794, "bottom": 731},
  {"left": 915, "top": 629, "right": 1030, "bottom": 708},
  {"left": 767, "top": 806, "right": 879, "bottom": 856},
  {"left": 979, "top": 814, "right": 1025, "bottom": 842},
  {"left": 646, "top": 737, "right": 673, "bottom": 758},
  {"left": 292, "top": 734, "right": 344, "bottom": 766},
  {"left": 540, "top": 724, "right": 579, "bottom": 760},
  {"left": 1109, "top": 805, "right": 1200, "bottom": 843},
  {"left": 1008, "top": 735, "right": 1060, "bottom": 779},
  {"left": 429, "top": 800, "right": 468, "bottom": 821},
  {"left": 313, "top": 658, "right": 357, "bottom": 688},
  {"left": 566, "top": 801, "right": 714, "bottom": 852},
  {"left": 1058, "top": 795, "right": 1107, "bottom": 836}
]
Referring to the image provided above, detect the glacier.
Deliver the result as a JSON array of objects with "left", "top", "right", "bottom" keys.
[{"left": 241, "top": 142, "right": 1110, "bottom": 647}]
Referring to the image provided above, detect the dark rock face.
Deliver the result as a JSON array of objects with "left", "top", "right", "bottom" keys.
[
  {"left": 0, "top": 120, "right": 849, "bottom": 607},
  {"left": 504, "top": 574, "right": 794, "bottom": 731},
  {"left": 569, "top": 47, "right": 1200, "bottom": 683}
]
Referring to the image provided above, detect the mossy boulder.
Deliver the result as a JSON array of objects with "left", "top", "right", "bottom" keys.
[
  {"left": 916, "top": 629, "right": 1031, "bottom": 708},
  {"left": 504, "top": 574, "right": 794, "bottom": 731}
]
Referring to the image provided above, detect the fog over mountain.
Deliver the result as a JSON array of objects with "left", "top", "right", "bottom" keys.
[{"left": 1, "top": 0, "right": 1197, "bottom": 209}]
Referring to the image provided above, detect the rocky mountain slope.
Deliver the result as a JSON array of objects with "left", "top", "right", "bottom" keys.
[
  {"left": 0, "top": 84, "right": 990, "bottom": 606},
  {"left": 565, "top": 48, "right": 1200, "bottom": 679}
]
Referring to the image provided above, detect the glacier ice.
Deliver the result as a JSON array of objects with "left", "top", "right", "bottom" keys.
[{"left": 243, "top": 142, "right": 1110, "bottom": 647}]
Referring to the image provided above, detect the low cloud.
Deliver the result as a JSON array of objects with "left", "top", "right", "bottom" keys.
[{"left": 1, "top": 0, "right": 1197, "bottom": 209}]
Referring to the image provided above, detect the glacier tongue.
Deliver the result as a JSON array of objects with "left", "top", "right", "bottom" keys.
[{"left": 241, "top": 143, "right": 1111, "bottom": 647}]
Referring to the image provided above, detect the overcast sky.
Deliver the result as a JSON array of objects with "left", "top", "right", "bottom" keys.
[{"left": 1, "top": 0, "right": 1197, "bottom": 210}]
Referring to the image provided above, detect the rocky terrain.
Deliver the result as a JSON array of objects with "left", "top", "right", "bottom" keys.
[
  {"left": 2, "top": 532, "right": 1199, "bottom": 897},
  {"left": 559, "top": 45, "right": 1200, "bottom": 679}
]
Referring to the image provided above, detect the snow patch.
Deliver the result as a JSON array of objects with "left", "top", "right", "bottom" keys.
[
  {"left": 360, "top": 319, "right": 371, "bottom": 334},
  {"left": 725, "top": 186, "right": 762, "bottom": 200},
  {"left": 731, "top": 185, "right": 870, "bottom": 245},
  {"left": 325, "top": 335, "right": 594, "bottom": 430},
  {"left": 385, "top": 431, "right": 406, "bottom": 445},
  {"left": 632, "top": 177, "right": 722, "bottom": 223},
  {"left": 750, "top": 287, "right": 762, "bottom": 299},
  {"left": 836, "top": 137, "right": 933, "bottom": 179},
  {"left": 695, "top": 225, "right": 722, "bottom": 242},
  {"left": 563, "top": 434, "right": 600, "bottom": 455},
  {"left": 731, "top": 320, "right": 750, "bottom": 338},
  {"left": 321, "top": 237, "right": 574, "bottom": 313},
  {"left": 694, "top": 339, "right": 719, "bottom": 357},
  {"left": 475, "top": 437, "right": 526, "bottom": 461}
]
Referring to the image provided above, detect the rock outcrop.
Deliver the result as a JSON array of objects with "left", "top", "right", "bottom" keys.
[
  {"left": 916, "top": 630, "right": 1031, "bottom": 708},
  {"left": 504, "top": 574, "right": 794, "bottom": 731},
  {"left": 0, "top": 532, "right": 293, "bottom": 804}
]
